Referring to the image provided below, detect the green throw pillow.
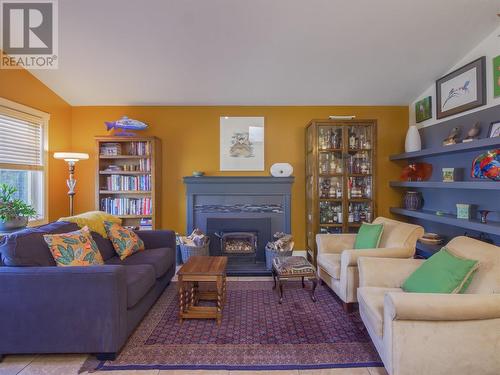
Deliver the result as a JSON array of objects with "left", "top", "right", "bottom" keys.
[
  {"left": 402, "top": 248, "right": 478, "bottom": 294},
  {"left": 354, "top": 223, "right": 384, "bottom": 249}
]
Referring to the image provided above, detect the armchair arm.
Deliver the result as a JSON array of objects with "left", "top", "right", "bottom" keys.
[
  {"left": 385, "top": 292, "right": 500, "bottom": 321},
  {"left": 316, "top": 233, "right": 356, "bottom": 254},
  {"left": 342, "top": 247, "right": 413, "bottom": 267},
  {"left": 135, "top": 229, "right": 176, "bottom": 250},
  {"left": 358, "top": 257, "right": 424, "bottom": 288},
  {"left": 0, "top": 265, "right": 128, "bottom": 354}
]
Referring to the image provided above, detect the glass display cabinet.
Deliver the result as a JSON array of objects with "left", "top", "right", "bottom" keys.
[{"left": 305, "top": 119, "right": 377, "bottom": 264}]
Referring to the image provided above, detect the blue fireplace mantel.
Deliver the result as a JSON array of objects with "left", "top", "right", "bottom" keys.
[{"left": 183, "top": 176, "right": 294, "bottom": 235}]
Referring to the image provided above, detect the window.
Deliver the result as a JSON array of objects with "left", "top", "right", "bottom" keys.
[{"left": 0, "top": 98, "right": 49, "bottom": 224}]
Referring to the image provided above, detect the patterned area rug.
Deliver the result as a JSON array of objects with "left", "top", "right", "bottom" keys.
[{"left": 89, "top": 281, "right": 382, "bottom": 371}]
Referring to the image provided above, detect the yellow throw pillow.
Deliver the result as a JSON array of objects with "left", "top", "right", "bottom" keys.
[
  {"left": 104, "top": 221, "right": 145, "bottom": 260},
  {"left": 43, "top": 226, "right": 104, "bottom": 266},
  {"left": 58, "top": 211, "right": 121, "bottom": 238}
]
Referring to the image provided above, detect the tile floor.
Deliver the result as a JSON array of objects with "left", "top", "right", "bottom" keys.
[
  {"left": 0, "top": 276, "right": 388, "bottom": 375},
  {"left": 0, "top": 355, "right": 388, "bottom": 375}
]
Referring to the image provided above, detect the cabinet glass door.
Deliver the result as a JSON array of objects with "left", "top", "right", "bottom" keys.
[
  {"left": 347, "top": 124, "right": 374, "bottom": 231},
  {"left": 318, "top": 125, "right": 343, "bottom": 234}
]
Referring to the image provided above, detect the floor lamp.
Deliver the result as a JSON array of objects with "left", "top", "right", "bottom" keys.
[{"left": 53, "top": 152, "right": 89, "bottom": 216}]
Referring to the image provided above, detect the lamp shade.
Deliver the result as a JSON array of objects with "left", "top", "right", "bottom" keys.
[{"left": 53, "top": 152, "right": 89, "bottom": 162}]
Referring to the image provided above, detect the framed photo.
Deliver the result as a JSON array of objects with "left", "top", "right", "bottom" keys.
[
  {"left": 436, "top": 56, "right": 486, "bottom": 119},
  {"left": 220, "top": 116, "right": 264, "bottom": 171},
  {"left": 493, "top": 55, "right": 500, "bottom": 98},
  {"left": 488, "top": 121, "right": 500, "bottom": 138},
  {"left": 415, "top": 96, "right": 432, "bottom": 123}
]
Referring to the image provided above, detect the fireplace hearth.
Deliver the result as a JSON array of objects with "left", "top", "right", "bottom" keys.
[
  {"left": 217, "top": 232, "right": 257, "bottom": 256},
  {"left": 184, "top": 176, "right": 293, "bottom": 275}
]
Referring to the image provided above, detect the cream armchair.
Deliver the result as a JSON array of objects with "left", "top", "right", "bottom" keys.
[
  {"left": 316, "top": 217, "right": 423, "bottom": 311},
  {"left": 357, "top": 236, "right": 500, "bottom": 375}
]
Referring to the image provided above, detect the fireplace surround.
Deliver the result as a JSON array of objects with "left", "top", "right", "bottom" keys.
[{"left": 184, "top": 176, "right": 293, "bottom": 275}]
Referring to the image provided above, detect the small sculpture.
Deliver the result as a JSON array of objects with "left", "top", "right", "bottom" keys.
[
  {"left": 400, "top": 162, "right": 433, "bottom": 181},
  {"left": 105, "top": 116, "right": 148, "bottom": 136},
  {"left": 471, "top": 149, "right": 500, "bottom": 181},
  {"left": 463, "top": 122, "right": 481, "bottom": 143},
  {"left": 443, "top": 127, "right": 461, "bottom": 146},
  {"left": 479, "top": 210, "right": 491, "bottom": 224}
]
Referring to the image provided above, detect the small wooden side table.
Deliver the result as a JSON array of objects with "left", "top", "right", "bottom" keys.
[
  {"left": 177, "top": 256, "right": 228, "bottom": 325},
  {"left": 272, "top": 256, "right": 318, "bottom": 304}
]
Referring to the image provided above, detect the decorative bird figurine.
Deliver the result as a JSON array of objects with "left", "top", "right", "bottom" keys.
[
  {"left": 443, "top": 127, "right": 461, "bottom": 146},
  {"left": 463, "top": 122, "right": 481, "bottom": 143}
]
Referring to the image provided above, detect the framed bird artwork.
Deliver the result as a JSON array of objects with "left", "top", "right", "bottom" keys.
[{"left": 436, "top": 57, "right": 486, "bottom": 119}]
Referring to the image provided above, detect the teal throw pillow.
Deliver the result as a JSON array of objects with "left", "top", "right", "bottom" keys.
[
  {"left": 354, "top": 223, "right": 384, "bottom": 249},
  {"left": 402, "top": 248, "right": 478, "bottom": 294}
]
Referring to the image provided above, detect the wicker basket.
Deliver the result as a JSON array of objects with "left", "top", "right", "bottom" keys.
[
  {"left": 180, "top": 239, "right": 210, "bottom": 263},
  {"left": 265, "top": 247, "right": 293, "bottom": 270}
]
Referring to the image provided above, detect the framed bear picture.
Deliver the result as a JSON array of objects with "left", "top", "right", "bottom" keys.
[{"left": 220, "top": 116, "right": 265, "bottom": 171}]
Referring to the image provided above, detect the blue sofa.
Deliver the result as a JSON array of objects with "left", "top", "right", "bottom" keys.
[{"left": 0, "top": 221, "right": 176, "bottom": 360}]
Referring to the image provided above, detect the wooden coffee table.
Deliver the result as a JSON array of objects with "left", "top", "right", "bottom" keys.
[{"left": 177, "top": 256, "right": 228, "bottom": 325}]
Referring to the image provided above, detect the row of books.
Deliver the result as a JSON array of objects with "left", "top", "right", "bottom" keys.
[
  {"left": 100, "top": 197, "right": 153, "bottom": 216},
  {"left": 139, "top": 158, "right": 151, "bottom": 171},
  {"left": 100, "top": 143, "right": 122, "bottom": 156},
  {"left": 104, "top": 175, "right": 151, "bottom": 191},
  {"left": 139, "top": 218, "right": 153, "bottom": 230},
  {"left": 129, "top": 141, "right": 150, "bottom": 156}
]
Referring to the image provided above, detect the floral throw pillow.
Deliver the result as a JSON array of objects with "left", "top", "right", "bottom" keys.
[
  {"left": 43, "top": 226, "right": 104, "bottom": 266},
  {"left": 104, "top": 221, "right": 145, "bottom": 260}
]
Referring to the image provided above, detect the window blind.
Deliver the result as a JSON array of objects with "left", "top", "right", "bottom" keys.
[{"left": 0, "top": 110, "right": 44, "bottom": 169}]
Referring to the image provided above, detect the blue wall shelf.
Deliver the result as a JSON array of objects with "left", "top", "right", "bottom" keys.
[
  {"left": 389, "top": 104, "right": 500, "bottom": 255},
  {"left": 389, "top": 181, "right": 498, "bottom": 190},
  {"left": 390, "top": 208, "right": 500, "bottom": 236},
  {"left": 389, "top": 137, "right": 500, "bottom": 160}
]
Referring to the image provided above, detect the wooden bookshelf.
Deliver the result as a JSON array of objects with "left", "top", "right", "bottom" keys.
[{"left": 95, "top": 136, "right": 161, "bottom": 230}]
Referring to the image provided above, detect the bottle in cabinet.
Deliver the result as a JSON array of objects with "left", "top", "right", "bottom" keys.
[{"left": 305, "top": 120, "right": 376, "bottom": 266}]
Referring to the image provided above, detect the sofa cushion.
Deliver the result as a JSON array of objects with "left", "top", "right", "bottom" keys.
[
  {"left": 354, "top": 223, "right": 384, "bottom": 249},
  {"left": 125, "top": 264, "right": 156, "bottom": 308},
  {"left": 104, "top": 221, "right": 145, "bottom": 260},
  {"left": 106, "top": 247, "right": 174, "bottom": 279},
  {"left": 58, "top": 211, "right": 121, "bottom": 239},
  {"left": 90, "top": 231, "right": 116, "bottom": 261},
  {"left": 358, "top": 287, "right": 403, "bottom": 337},
  {"left": 317, "top": 253, "right": 341, "bottom": 279},
  {"left": 43, "top": 226, "right": 104, "bottom": 266},
  {"left": 402, "top": 248, "right": 479, "bottom": 294},
  {"left": 0, "top": 221, "right": 79, "bottom": 266}
]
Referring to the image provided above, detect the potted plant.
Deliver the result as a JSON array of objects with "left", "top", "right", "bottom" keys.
[{"left": 0, "top": 183, "right": 37, "bottom": 231}]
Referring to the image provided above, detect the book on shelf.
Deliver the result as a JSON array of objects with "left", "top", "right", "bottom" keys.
[
  {"left": 128, "top": 141, "right": 150, "bottom": 156},
  {"left": 138, "top": 158, "right": 151, "bottom": 171},
  {"left": 100, "top": 143, "right": 122, "bottom": 156},
  {"left": 139, "top": 218, "right": 153, "bottom": 231},
  {"left": 100, "top": 197, "right": 152, "bottom": 216},
  {"left": 104, "top": 174, "right": 151, "bottom": 191}
]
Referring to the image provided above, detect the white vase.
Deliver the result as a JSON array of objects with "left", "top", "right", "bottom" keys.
[{"left": 405, "top": 125, "right": 421, "bottom": 152}]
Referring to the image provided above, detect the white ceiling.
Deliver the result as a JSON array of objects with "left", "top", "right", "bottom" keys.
[{"left": 31, "top": 0, "right": 500, "bottom": 106}]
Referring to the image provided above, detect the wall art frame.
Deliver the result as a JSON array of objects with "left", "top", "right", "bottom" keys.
[{"left": 436, "top": 56, "right": 486, "bottom": 119}]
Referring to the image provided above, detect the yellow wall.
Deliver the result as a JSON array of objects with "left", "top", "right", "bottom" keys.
[
  {"left": 0, "top": 68, "right": 72, "bottom": 221},
  {"left": 0, "top": 67, "right": 408, "bottom": 247},
  {"left": 71, "top": 106, "right": 408, "bottom": 247}
]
